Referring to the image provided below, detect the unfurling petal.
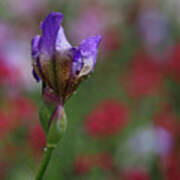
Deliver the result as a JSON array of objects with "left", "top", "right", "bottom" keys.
[
  {"left": 39, "top": 12, "right": 64, "bottom": 57},
  {"left": 78, "top": 35, "right": 102, "bottom": 76}
]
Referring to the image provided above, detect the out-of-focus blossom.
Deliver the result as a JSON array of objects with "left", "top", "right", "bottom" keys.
[
  {"left": 0, "top": 21, "right": 37, "bottom": 90},
  {"left": 68, "top": 2, "right": 121, "bottom": 54},
  {"left": 137, "top": 8, "right": 170, "bottom": 48},
  {"left": 74, "top": 153, "right": 114, "bottom": 175},
  {"left": 123, "top": 51, "right": 163, "bottom": 98},
  {"left": 68, "top": 4, "right": 106, "bottom": 44},
  {"left": 153, "top": 104, "right": 180, "bottom": 136},
  {"left": 74, "top": 155, "right": 92, "bottom": 175},
  {"left": 102, "top": 28, "right": 122, "bottom": 53},
  {"left": 0, "top": 22, "right": 14, "bottom": 48},
  {"left": 85, "top": 100, "right": 129, "bottom": 138},
  {"left": 2, "top": 96, "right": 37, "bottom": 131},
  {"left": 0, "top": 110, "right": 11, "bottom": 138},
  {"left": 4, "top": 39, "right": 38, "bottom": 90},
  {"left": 122, "top": 169, "right": 150, "bottom": 180},
  {"left": 0, "top": 56, "right": 21, "bottom": 87},
  {"left": 133, "top": 0, "right": 173, "bottom": 61},
  {"left": 31, "top": 12, "right": 101, "bottom": 104},
  {"left": 127, "top": 127, "right": 173, "bottom": 158},
  {"left": 7, "top": 0, "right": 47, "bottom": 16},
  {"left": 7, "top": 97, "right": 37, "bottom": 121},
  {"left": 162, "top": 151, "right": 180, "bottom": 180},
  {"left": 168, "top": 43, "right": 180, "bottom": 82},
  {"left": 28, "top": 124, "right": 46, "bottom": 154}
]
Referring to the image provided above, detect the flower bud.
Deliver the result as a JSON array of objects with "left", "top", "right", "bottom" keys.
[{"left": 31, "top": 12, "right": 102, "bottom": 104}]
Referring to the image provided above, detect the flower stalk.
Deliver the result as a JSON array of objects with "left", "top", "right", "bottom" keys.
[
  {"left": 35, "top": 104, "right": 67, "bottom": 180},
  {"left": 31, "top": 11, "right": 101, "bottom": 180},
  {"left": 35, "top": 145, "right": 54, "bottom": 180}
]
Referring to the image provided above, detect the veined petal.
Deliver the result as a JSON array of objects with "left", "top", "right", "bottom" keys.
[
  {"left": 78, "top": 35, "right": 102, "bottom": 76},
  {"left": 31, "top": 35, "right": 40, "bottom": 60},
  {"left": 69, "top": 48, "right": 83, "bottom": 75},
  {"left": 39, "top": 12, "right": 64, "bottom": 57}
]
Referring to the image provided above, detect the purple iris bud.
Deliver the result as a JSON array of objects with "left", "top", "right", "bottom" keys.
[{"left": 31, "top": 12, "right": 102, "bottom": 104}]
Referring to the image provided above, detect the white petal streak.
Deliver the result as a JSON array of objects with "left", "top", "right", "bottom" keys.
[
  {"left": 56, "top": 27, "right": 71, "bottom": 51},
  {"left": 79, "top": 56, "right": 94, "bottom": 77}
]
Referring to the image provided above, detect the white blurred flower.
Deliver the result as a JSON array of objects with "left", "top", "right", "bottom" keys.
[
  {"left": 127, "top": 126, "right": 173, "bottom": 157},
  {"left": 2, "top": 39, "right": 39, "bottom": 91}
]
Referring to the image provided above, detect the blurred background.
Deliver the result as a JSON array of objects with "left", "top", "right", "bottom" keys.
[{"left": 0, "top": 0, "right": 180, "bottom": 179}]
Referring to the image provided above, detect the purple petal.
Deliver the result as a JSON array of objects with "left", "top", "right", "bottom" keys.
[
  {"left": 31, "top": 35, "right": 40, "bottom": 59},
  {"left": 79, "top": 35, "right": 102, "bottom": 58},
  {"left": 78, "top": 35, "right": 102, "bottom": 76},
  {"left": 39, "top": 12, "right": 64, "bottom": 57},
  {"left": 69, "top": 48, "right": 83, "bottom": 75}
]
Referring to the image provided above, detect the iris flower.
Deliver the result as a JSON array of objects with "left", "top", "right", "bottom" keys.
[{"left": 31, "top": 12, "right": 102, "bottom": 105}]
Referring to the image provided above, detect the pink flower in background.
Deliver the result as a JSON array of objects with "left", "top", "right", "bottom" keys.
[
  {"left": 85, "top": 100, "right": 129, "bottom": 138},
  {"left": 28, "top": 124, "right": 46, "bottom": 154},
  {"left": 74, "top": 153, "right": 114, "bottom": 175},
  {"left": 69, "top": 4, "right": 106, "bottom": 44},
  {"left": 7, "top": 0, "right": 47, "bottom": 16},
  {"left": 122, "top": 169, "right": 149, "bottom": 180},
  {"left": 124, "top": 51, "right": 163, "bottom": 98}
]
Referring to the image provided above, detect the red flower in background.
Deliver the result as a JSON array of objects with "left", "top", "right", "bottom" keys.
[
  {"left": 85, "top": 100, "right": 129, "bottom": 138},
  {"left": 74, "top": 153, "right": 114, "bottom": 175},
  {"left": 122, "top": 169, "right": 149, "bottom": 180},
  {"left": 102, "top": 28, "right": 122, "bottom": 53},
  {"left": 168, "top": 43, "right": 180, "bottom": 82},
  {"left": 28, "top": 124, "right": 46, "bottom": 154},
  {"left": 124, "top": 51, "right": 163, "bottom": 98},
  {"left": 7, "top": 96, "right": 37, "bottom": 120},
  {"left": 0, "top": 110, "right": 11, "bottom": 138},
  {"left": 162, "top": 152, "right": 180, "bottom": 180},
  {"left": 0, "top": 56, "right": 21, "bottom": 86},
  {"left": 153, "top": 104, "right": 180, "bottom": 136},
  {"left": 74, "top": 155, "right": 93, "bottom": 175},
  {"left": 1, "top": 96, "right": 37, "bottom": 132}
]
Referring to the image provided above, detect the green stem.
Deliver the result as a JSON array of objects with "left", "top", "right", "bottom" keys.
[{"left": 35, "top": 145, "right": 55, "bottom": 180}]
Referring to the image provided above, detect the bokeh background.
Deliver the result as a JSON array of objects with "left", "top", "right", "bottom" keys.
[{"left": 0, "top": 0, "right": 180, "bottom": 179}]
